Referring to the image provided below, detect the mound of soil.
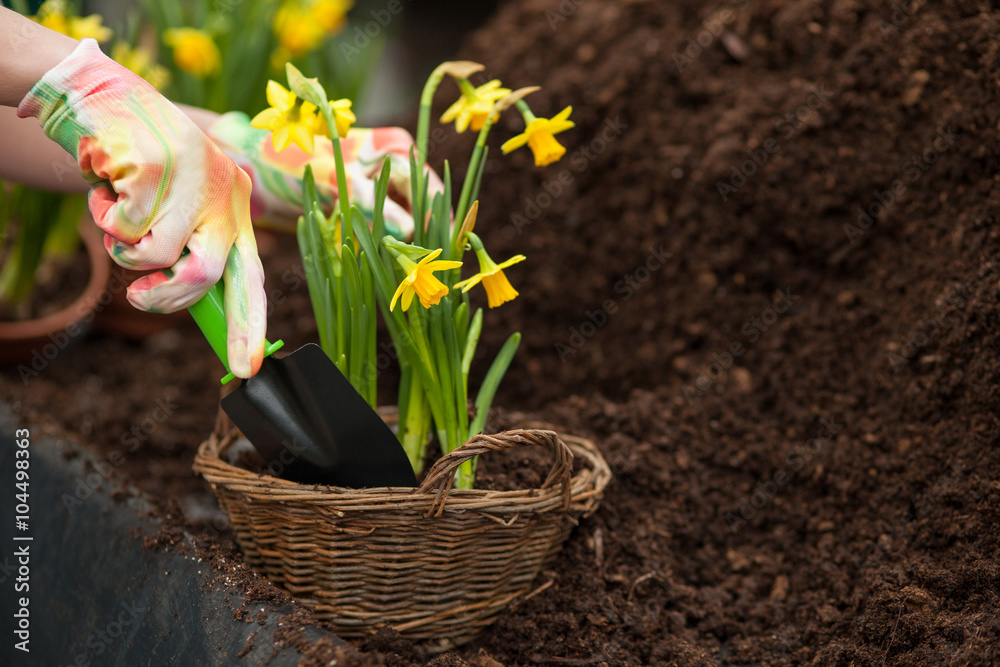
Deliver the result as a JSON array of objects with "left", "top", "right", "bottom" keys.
[{"left": 4, "top": 0, "right": 1000, "bottom": 665}]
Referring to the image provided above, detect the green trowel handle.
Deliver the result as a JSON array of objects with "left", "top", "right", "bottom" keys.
[{"left": 188, "top": 282, "right": 284, "bottom": 385}]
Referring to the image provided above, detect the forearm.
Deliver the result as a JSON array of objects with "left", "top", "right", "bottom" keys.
[
  {"left": 0, "top": 104, "right": 220, "bottom": 192},
  {"left": 0, "top": 105, "right": 86, "bottom": 191},
  {"left": 0, "top": 7, "right": 76, "bottom": 107}
]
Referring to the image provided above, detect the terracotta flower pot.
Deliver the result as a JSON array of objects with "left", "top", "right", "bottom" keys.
[{"left": 0, "top": 217, "right": 111, "bottom": 366}]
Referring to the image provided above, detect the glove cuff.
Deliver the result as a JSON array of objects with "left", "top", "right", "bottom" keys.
[{"left": 17, "top": 38, "right": 128, "bottom": 156}]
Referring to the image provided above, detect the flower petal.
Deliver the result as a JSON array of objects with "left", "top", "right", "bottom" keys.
[
  {"left": 454, "top": 273, "right": 485, "bottom": 292},
  {"left": 291, "top": 123, "right": 315, "bottom": 153},
  {"left": 424, "top": 260, "right": 463, "bottom": 272},
  {"left": 417, "top": 248, "right": 444, "bottom": 265},
  {"left": 455, "top": 109, "right": 472, "bottom": 133},
  {"left": 272, "top": 125, "right": 292, "bottom": 152},
  {"left": 496, "top": 254, "right": 527, "bottom": 270},
  {"left": 552, "top": 106, "right": 573, "bottom": 123},
  {"left": 440, "top": 98, "right": 464, "bottom": 123},
  {"left": 401, "top": 285, "right": 415, "bottom": 311},
  {"left": 250, "top": 107, "right": 283, "bottom": 130},
  {"left": 266, "top": 80, "right": 293, "bottom": 110},
  {"left": 390, "top": 279, "right": 407, "bottom": 311},
  {"left": 501, "top": 133, "right": 530, "bottom": 154}
]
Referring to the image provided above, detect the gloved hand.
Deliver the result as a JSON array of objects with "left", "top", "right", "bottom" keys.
[
  {"left": 208, "top": 111, "right": 445, "bottom": 240},
  {"left": 17, "top": 39, "right": 266, "bottom": 378}
]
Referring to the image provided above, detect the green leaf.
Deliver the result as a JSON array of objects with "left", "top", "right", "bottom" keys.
[
  {"left": 320, "top": 211, "right": 343, "bottom": 278},
  {"left": 427, "top": 192, "right": 447, "bottom": 260},
  {"left": 0, "top": 187, "right": 66, "bottom": 304},
  {"left": 461, "top": 308, "right": 483, "bottom": 379},
  {"left": 298, "top": 166, "right": 338, "bottom": 359},
  {"left": 469, "top": 332, "right": 521, "bottom": 437},
  {"left": 454, "top": 301, "right": 470, "bottom": 349},
  {"left": 468, "top": 145, "right": 489, "bottom": 212},
  {"left": 43, "top": 195, "right": 86, "bottom": 258},
  {"left": 431, "top": 160, "right": 452, "bottom": 257},
  {"left": 372, "top": 158, "right": 391, "bottom": 243},
  {"left": 409, "top": 149, "right": 426, "bottom": 246},
  {"left": 340, "top": 243, "right": 364, "bottom": 310}
]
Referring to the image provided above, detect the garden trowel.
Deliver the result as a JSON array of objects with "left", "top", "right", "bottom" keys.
[{"left": 187, "top": 281, "right": 417, "bottom": 488}]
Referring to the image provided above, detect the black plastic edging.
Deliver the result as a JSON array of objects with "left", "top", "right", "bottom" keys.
[{"left": 0, "top": 403, "right": 344, "bottom": 666}]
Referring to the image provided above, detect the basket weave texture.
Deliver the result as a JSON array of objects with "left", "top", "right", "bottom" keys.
[{"left": 193, "top": 419, "right": 611, "bottom": 651}]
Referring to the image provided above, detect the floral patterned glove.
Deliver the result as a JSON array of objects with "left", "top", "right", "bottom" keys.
[
  {"left": 208, "top": 111, "right": 444, "bottom": 240},
  {"left": 17, "top": 39, "right": 266, "bottom": 378}
]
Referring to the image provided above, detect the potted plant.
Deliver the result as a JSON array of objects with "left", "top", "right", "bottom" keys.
[
  {"left": 0, "top": 186, "right": 110, "bottom": 367},
  {"left": 0, "top": 0, "right": 173, "bottom": 356},
  {"left": 194, "top": 61, "right": 609, "bottom": 652},
  {"left": 0, "top": 2, "right": 115, "bottom": 365}
]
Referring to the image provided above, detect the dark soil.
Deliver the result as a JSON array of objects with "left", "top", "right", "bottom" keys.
[
  {"left": 4, "top": 0, "right": 1000, "bottom": 665},
  {"left": 0, "top": 236, "right": 91, "bottom": 321}
]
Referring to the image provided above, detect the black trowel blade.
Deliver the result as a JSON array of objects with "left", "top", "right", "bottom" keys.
[{"left": 221, "top": 343, "right": 417, "bottom": 488}]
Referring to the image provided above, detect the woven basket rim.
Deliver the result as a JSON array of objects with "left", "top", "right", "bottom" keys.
[{"left": 193, "top": 421, "right": 612, "bottom": 513}]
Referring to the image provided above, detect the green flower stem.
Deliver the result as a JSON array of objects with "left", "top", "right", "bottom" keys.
[
  {"left": 413, "top": 66, "right": 450, "bottom": 248},
  {"left": 431, "top": 303, "right": 460, "bottom": 456},
  {"left": 455, "top": 459, "right": 475, "bottom": 490},
  {"left": 440, "top": 298, "right": 468, "bottom": 446},
  {"left": 334, "top": 228, "right": 346, "bottom": 367},
  {"left": 318, "top": 104, "right": 352, "bottom": 243},
  {"left": 457, "top": 78, "right": 478, "bottom": 100},
  {"left": 515, "top": 99, "right": 538, "bottom": 124},
  {"left": 314, "top": 100, "right": 353, "bottom": 366},
  {"left": 416, "top": 65, "right": 448, "bottom": 171},
  {"left": 455, "top": 116, "right": 495, "bottom": 234},
  {"left": 401, "top": 370, "right": 429, "bottom": 472},
  {"left": 361, "top": 252, "right": 377, "bottom": 406},
  {"left": 406, "top": 308, "right": 440, "bottom": 405}
]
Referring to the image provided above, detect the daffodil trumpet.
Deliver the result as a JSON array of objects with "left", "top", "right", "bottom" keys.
[
  {"left": 454, "top": 234, "right": 526, "bottom": 309},
  {"left": 387, "top": 246, "right": 463, "bottom": 312},
  {"left": 502, "top": 100, "right": 575, "bottom": 167},
  {"left": 250, "top": 79, "right": 321, "bottom": 153},
  {"left": 440, "top": 78, "right": 511, "bottom": 134}
]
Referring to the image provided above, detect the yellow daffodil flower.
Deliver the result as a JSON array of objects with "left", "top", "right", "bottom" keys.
[
  {"left": 251, "top": 81, "right": 321, "bottom": 153},
  {"left": 501, "top": 106, "right": 575, "bottom": 167},
  {"left": 390, "top": 249, "right": 463, "bottom": 312},
  {"left": 313, "top": 99, "right": 356, "bottom": 139},
  {"left": 454, "top": 237, "right": 525, "bottom": 308},
  {"left": 440, "top": 79, "right": 511, "bottom": 133},
  {"left": 36, "top": 10, "right": 70, "bottom": 36},
  {"left": 163, "top": 28, "right": 221, "bottom": 77},
  {"left": 34, "top": 1, "right": 112, "bottom": 42},
  {"left": 274, "top": 2, "right": 324, "bottom": 56},
  {"left": 112, "top": 42, "right": 170, "bottom": 90},
  {"left": 311, "top": 0, "right": 352, "bottom": 33},
  {"left": 67, "top": 14, "right": 112, "bottom": 42}
]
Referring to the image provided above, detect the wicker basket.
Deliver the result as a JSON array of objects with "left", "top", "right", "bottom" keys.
[{"left": 193, "top": 415, "right": 611, "bottom": 652}]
